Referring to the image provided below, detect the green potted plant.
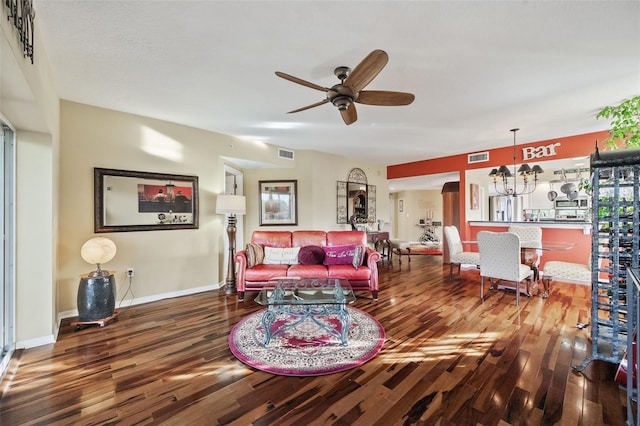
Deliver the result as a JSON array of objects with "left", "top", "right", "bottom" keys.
[{"left": 597, "top": 94, "right": 640, "bottom": 149}]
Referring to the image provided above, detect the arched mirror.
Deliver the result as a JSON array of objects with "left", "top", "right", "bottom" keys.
[{"left": 336, "top": 168, "right": 376, "bottom": 226}]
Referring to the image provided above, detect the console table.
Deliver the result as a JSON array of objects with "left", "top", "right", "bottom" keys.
[{"left": 367, "top": 231, "right": 390, "bottom": 259}]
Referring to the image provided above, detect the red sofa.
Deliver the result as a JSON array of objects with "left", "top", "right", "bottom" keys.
[{"left": 234, "top": 230, "right": 381, "bottom": 301}]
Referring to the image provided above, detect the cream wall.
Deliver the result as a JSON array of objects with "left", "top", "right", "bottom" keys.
[
  {"left": 392, "top": 190, "right": 443, "bottom": 243},
  {"left": 2, "top": 12, "right": 59, "bottom": 346},
  {"left": 57, "top": 101, "right": 389, "bottom": 317},
  {"left": 242, "top": 153, "right": 389, "bottom": 240},
  {"left": 16, "top": 131, "right": 54, "bottom": 343},
  {"left": 58, "top": 102, "right": 227, "bottom": 312}
]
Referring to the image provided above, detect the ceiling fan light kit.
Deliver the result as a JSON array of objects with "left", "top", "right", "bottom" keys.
[{"left": 275, "top": 49, "right": 415, "bottom": 125}]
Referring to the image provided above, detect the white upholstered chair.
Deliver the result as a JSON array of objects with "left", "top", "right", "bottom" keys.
[
  {"left": 508, "top": 225, "right": 542, "bottom": 282},
  {"left": 443, "top": 225, "right": 480, "bottom": 280},
  {"left": 477, "top": 231, "right": 533, "bottom": 306},
  {"left": 542, "top": 260, "right": 591, "bottom": 299}
]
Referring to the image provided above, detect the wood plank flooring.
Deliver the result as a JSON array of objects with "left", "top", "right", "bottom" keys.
[{"left": 0, "top": 255, "right": 629, "bottom": 425}]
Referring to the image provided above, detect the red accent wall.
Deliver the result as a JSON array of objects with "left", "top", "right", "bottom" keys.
[
  {"left": 387, "top": 131, "right": 608, "bottom": 179},
  {"left": 387, "top": 130, "right": 608, "bottom": 241}
]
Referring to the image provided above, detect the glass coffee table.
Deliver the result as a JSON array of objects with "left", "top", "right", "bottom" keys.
[{"left": 254, "top": 278, "right": 356, "bottom": 346}]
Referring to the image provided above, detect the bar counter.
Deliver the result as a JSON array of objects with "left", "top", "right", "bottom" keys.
[{"left": 469, "top": 220, "right": 591, "bottom": 229}]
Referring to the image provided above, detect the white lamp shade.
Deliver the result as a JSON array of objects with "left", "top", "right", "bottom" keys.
[
  {"left": 216, "top": 194, "right": 246, "bottom": 215},
  {"left": 81, "top": 237, "right": 117, "bottom": 265}
]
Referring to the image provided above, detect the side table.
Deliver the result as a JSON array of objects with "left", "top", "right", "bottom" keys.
[{"left": 367, "top": 231, "right": 390, "bottom": 260}]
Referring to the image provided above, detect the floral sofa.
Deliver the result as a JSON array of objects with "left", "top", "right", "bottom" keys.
[{"left": 234, "top": 230, "right": 381, "bottom": 301}]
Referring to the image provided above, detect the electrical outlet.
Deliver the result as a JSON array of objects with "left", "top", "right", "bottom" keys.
[{"left": 126, "top": 267, "right": 134, "bottom": 278}]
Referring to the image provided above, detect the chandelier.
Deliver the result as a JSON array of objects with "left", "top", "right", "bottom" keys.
[{"left": 489, "top": 128, "right": 543, "bottom": 196}]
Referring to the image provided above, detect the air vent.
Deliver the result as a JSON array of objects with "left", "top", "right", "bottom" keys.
[
  {"left": 468, "top": 152, "right": 489, "bottom": 164},
  {"left": 278, "top": 148, "right": 295, "bottom": 160}
]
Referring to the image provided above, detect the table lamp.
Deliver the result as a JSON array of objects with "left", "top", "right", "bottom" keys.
[
  {"left": 74, "top": 237, "right": 118, "bottom": 327},
  {"left": 216, "top": 194, "right": 246, "bottom": 296},
  {"left": 81, "top": 236, "right": 117, "bottom": 276}
]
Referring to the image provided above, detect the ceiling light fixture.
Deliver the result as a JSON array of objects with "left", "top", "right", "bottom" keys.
[{"left": 489, "top": 128, "right": 544, "bottom": 196}]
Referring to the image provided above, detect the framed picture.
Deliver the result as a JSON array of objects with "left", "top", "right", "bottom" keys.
[
  {"left": 94, "top": 168, "right": 198, "bottom": 232},
  {"left": 259, "top": 180, "right": 298, "bottom": 226},
  {"left": 470, "top": 183, "right": 479, "bottom": 210},
  {"left": 399, "top": 200, "right": 404, "bottom": 212}
]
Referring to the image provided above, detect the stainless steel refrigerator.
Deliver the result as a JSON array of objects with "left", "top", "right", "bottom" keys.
[{"left": 489, "top": 195, "right": 523, "bottom": 222}]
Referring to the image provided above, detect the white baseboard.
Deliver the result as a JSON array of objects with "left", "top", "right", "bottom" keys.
[
  {"left": 16, "top": 334, "right": 55, "bottom": 350},
  {"left": 48, "top": 282, "right": 224, "bottom": 348}
]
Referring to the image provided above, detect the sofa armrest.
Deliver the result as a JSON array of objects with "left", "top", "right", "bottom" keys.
[
  {"left": 235, "top": 250, "right": 248, "bottom": 292},
  {"left": 365, "top": 248, "right": 381, "bottom": 265},
  {"left": 365, "top": 248, "right": 380, "bottom": 293}
]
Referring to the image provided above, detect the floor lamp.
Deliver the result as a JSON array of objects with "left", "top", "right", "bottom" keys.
[{"left": 216, "top": 194, "right": 246, "bottom": 296}]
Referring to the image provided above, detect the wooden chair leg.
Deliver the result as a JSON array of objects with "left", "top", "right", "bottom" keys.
[{"left": 542, "top": 277, "right": 551, "bottom": 298}]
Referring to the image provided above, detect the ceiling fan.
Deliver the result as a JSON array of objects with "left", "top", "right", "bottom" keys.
[{"left": 275, "top": 49, "right": 415, "bottom": 125}]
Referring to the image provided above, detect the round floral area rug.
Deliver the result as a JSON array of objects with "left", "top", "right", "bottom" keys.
[{"left": 229, "top": 307, "right": 385, "bottom": 376}]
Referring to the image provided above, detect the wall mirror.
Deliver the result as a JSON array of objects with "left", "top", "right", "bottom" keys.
[
  {"left": 336, "top": 168, "right": 376, "bottom": 225},
  {"left": 94, "top": 168, "right": 199, "bottom": 232}
]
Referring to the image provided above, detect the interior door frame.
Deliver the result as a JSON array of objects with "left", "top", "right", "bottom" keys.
[{"left": 0, "top": 121, "right": 16, "bottom": 379}]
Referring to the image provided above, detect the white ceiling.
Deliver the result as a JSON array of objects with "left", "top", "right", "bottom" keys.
[{"left": 31, "top": 1, "right": 640, "bottom": 190}]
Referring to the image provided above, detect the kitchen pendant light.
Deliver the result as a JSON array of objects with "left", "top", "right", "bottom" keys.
[{"left": 488, "top": 128, "right": 544, "bottom": 196}]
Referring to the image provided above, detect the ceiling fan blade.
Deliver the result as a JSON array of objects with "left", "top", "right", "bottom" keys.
[
  {"left": 287, "top": 99, "right": 330, "bottom": 114},
  {"left": 340, "top": 103, "right": 358, "bottom": 125},
  {"left": 275, "top": 71, "right": 328, "bottom": 92},
  {"left": 343, "top": 50, "right": 388, "bottom": 93},
  {"left": 357, "top": 90, "right": 415, "bottom": 106}
]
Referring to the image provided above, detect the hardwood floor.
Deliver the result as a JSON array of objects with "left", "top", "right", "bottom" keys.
[{"left": 0, "top": 255, "right": 628, "bottom": 425}]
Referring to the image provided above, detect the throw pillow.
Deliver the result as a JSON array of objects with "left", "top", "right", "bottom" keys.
[
  {"left": 323, "top": 244, "right": 364, "bottom": 268},
  {"left": 263, "top": 247, "right": 301, "bottom": 265},
  {"left": 352, "top": 244, "right": 366, "bottom": 269},
  {"left": 245, "top": 243, "right": 264, "bottom": 268},
  {"left": 298, "top": 245, "right": 325, "bottom": 265}
]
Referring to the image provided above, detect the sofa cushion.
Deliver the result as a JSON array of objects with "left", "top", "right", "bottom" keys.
[
  {"left": 292, "top": 230, "right": 327, "bottom": 248},
  {"left": 326, "top": 230, "right": 367, "bottom": 247},
  {"left": 287, "top": 264, "right": 329, "bottom": 279},
  {"left": 246, "top": 243, "right": 264, "bottom": 268},
  {"left": 327, "top": 264, "right": 371, "bottom": 280},
  {"left": 263, "top": 247, "right": 301, "bottom": 265},
  {"left": 298, "top": 245, "right": 325, "bottom": 265},
  {"left": 352, "top": 244, "right": 365, "bottom": 269},
  {"left": 323, "top": 244, "right": 364, "bottom": 268},
  {"left": 251, "top": 231, "right": 292, "bottom": 248},
  {"left": 244, "top": 264, "right": 289, "bottom": 282}
]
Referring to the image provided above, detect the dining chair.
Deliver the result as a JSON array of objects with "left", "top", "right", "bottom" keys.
[
  {"left": 508, "top": 225, "right": 542, "bottom": 282},
  {"left": 477, "top": 231, "right": 533, "bottom": 306},
  {"left": 542, "top": 259, "right": 592, "bottom": 298},
  {"left": 443, "top": 225, "right": 480, "bottom": 280}
]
